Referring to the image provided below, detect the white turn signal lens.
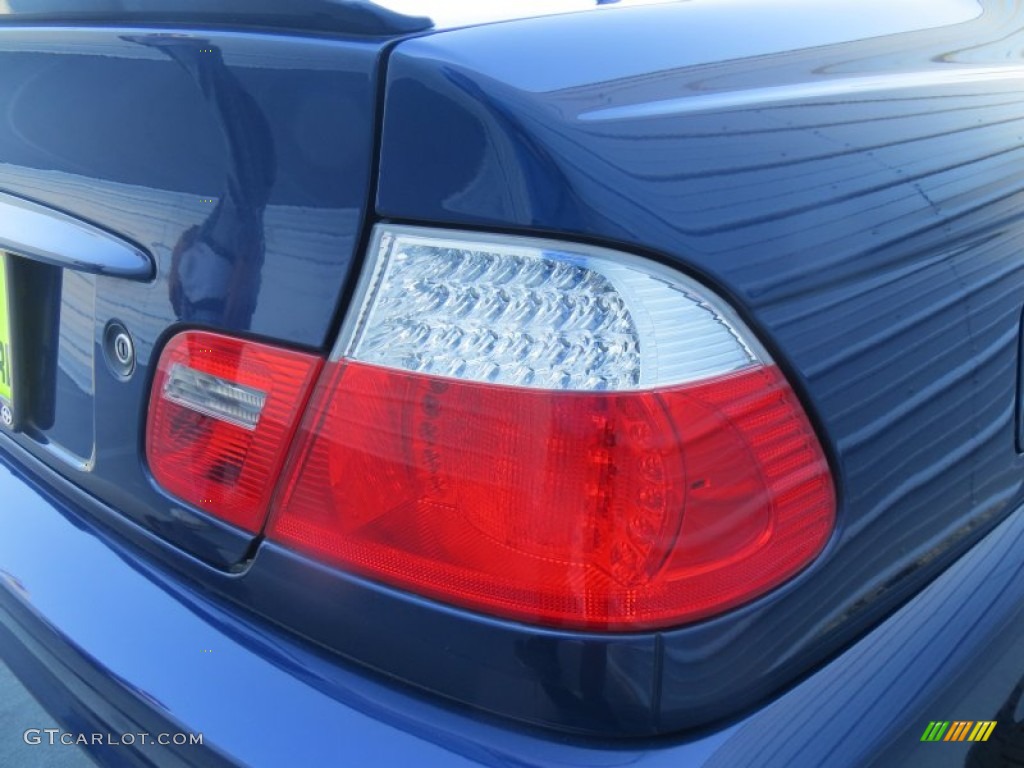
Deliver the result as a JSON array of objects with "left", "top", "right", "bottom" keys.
[
  {"left": 341, "top": 228, "right": 761, "bottom": 391},
  {"left": 163, "top": 363, "right": 267, "bottom": 431}
]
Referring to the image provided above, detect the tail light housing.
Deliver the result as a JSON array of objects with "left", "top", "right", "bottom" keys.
[
  {"left": 262, "top": 226, "right": 835, "bottom": 631},
  {"left": 146, "top": 332, "right": 321, "bottom": 532},
  {"left": 146, "top": 227, "right": 833, "bottom": 629}
]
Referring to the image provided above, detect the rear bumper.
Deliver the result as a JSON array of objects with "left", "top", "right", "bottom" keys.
[{"left": 1, "top": 437, "right": 1023, "bottom": 768}]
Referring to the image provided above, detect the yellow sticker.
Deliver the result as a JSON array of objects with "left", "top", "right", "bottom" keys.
[{"left": 0, "top": 254, "right": 13, "bottom": 410}]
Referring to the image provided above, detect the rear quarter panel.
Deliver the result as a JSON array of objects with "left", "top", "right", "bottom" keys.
[{"left": 375, "top": 0, "right": 1024, "bottom": 728}]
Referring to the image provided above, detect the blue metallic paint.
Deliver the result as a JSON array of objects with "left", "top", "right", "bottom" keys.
[
  {"left": 0, "top": 190, "right": 153, "bottom": 280},
  {"left": 1, "top": 444, "right": 1023, "bottom": 766},
  {"left": 0, "top": 27, "right": 381, "bottom": 566},
  {"left": 0, "top": 0, "right": 1021, "bottom": 762},
  {"left": 0, "top": 0, "right": 432, "bottom": 36},
  {"left": 371, "top": 0, "right": 1024, "bottom": 735}
]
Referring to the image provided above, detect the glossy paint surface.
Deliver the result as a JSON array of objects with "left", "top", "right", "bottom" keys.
[
  {"left": 369, "top": 0, "right": 1024, "bottom": 732},
  {"left": 0, "top": 0, "right": 1021, "bottom": 759},
  {"left": 0, "top": 190, "right": 152, "bottom": 279},
  {"left": 0, "top": 27, "right": 380, "bottom": 564},
  {"left": 1, "top": 445, "right": 1022, "bottom": 766},
  {"left": 0, "top": 1, "right": 431, "bottom": 36},
  {"left": 373, "top": 0, "right": 684, "bottom": 29}
]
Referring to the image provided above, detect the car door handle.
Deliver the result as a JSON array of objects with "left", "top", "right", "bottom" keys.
[{"left": 0, "top": 190, "right": 153, "bottom": 281}]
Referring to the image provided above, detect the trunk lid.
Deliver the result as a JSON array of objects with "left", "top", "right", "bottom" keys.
[{"left": 0, "top": 24, "right": 385, "bottom": 565}]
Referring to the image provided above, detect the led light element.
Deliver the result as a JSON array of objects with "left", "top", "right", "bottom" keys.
[
  {"left": 269, "top": 226, "right": 835, "bottom": 630},
  {"left": 343, "top": 229, "right": 759, "bottom": 390}
]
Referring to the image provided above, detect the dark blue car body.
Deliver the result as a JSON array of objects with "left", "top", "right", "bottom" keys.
[{"left": 1, "top": 0, "right": 1023, "bottom": 765}]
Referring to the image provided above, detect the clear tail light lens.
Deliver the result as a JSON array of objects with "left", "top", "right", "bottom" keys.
[
  {"left": 146, "top": 332, "right": 321, "bottom": 532},
  {"left": 267, "top": 227, "right": 835, "bottom": 630}
]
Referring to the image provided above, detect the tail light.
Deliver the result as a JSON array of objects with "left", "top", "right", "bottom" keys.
[
  {"left": 146, "top": 227, "right": 833, "bottom": 629},
  {"left": 146, "top": 332, "right": 321, "bottom": 532},
  {"left": 262, "top": 226, "right": 835, "bottom": 631}
]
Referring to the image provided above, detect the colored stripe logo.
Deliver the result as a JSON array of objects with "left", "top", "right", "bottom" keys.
[{"left": 921, "top": 721, "right": 997, "bottom": 742}]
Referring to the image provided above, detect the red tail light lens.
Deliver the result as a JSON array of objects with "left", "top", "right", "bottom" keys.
[
  {"left": 146, "top": 331, "right": 321, "bottom": 532},
  {"left": 266, "top": 227, "right": 836, "bottom": 631},
  {"left": 270, "top": 359, "right": 832, "bottom": 630}
]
